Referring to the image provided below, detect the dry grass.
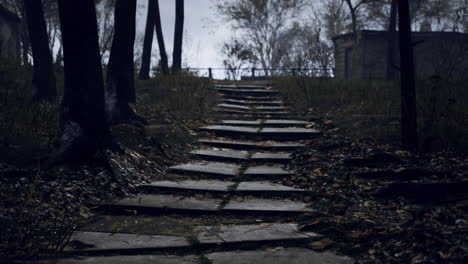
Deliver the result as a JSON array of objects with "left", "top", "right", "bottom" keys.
[{"left": 274, "top": 76, "right": 468, "bottom": 152}]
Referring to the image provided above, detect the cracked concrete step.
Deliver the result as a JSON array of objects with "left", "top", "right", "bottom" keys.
[
  {"left": 254, "top": 106, "right": 290, "bottom": 112},
  {"left": 198, "top": 139, "right": 305, "bottom": 151},
  {"left": 190, "top": 149, "right": 250, "bottom": 161},
  {"left": 214, "top": 87, "right": 279, "bottom": 97},
  {"left": 217, "top": 103, "right": 252, "bottom": 110},
  {"left": 62, "top": 224, "right": 320, "bottom": 256},
  {"left": 140, "top": 179, "right": 306, "bottom": 194},
  {"left": 250, "top": 152, "right": 292, "bottom": 162},
  {"left": 205, "top": 248, "right": 353, "bottom": 264},
  {"left": 106, "top": 194, "right": 309, "bottom": 213},
  {"left": 214, "top": 120, "right": 308, "bottom": 128},
  {"left": 223, "top": 199, "right": 311, "bottom": 213},
  {"left": 47, "top": 248, "right": 352, "bottom": 264},
  {"left": 201, "top": 125, "right": 319, "bottom": 140},
  {"left": 214, "top": 109, "right": 293, "bottom": 119},
  {"left": 170, "top": 162, "right": 240, "bottom": 177},
  {"left": 221, "top": 94, "right": 277, "bottom": 101},
  {"left": 189, "top": 148, "right": 291, "bottom": 162},
  {"left": 244, "top": 165, "right": 292, "bottom": 178},
  {"left": 222, "top": 98, "right": 284, "bottom": 106}
]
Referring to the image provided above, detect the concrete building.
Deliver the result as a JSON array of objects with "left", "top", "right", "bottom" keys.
[
  {"left": 0, "top": 4, "right": 20, "bottom": 62},
  {"left": 333, "top": 30, "right": 468, "bottom": 80}
]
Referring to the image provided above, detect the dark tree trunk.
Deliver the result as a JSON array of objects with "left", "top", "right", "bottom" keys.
[
  {"left": 386, "top": 0, "right": 397, "bottom": 80},
  {"left": 344, "top": 0, "right": 358, "bottom": 41},
  {"left": 106, "top": 0, "right": 140, "bottom": 124},
  {"left": 57, "top": 0, "right": 111, "bottom": 161},
  {"left": 23, "top": 0, "right": 56, "bottom": 101},
  {"left": 138, "top": 0, "right": 156, "bottom": 80},
  {"left": 397, "top": 0, "right": 418, "bottom": 151},
  {"left": 21, "top": 24, "right": 30, "bottom": 65},
  {"left": 154, "top": 0, "right": 169, "bottom": 75},
  {"left": 172, "top": 0, "right": 184, "bottom": 72}
]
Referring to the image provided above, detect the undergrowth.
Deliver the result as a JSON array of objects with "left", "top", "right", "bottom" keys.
[
  {"left": 136, "top": 73, "right": 216, "bottom": 128},
  {"left": 275, "top": 76, "right": 467, "bottom": 152}
]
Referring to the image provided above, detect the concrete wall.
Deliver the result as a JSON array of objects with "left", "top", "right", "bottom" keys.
[{"left": 333, "top": 31, "right": 468, "bottom": 80}]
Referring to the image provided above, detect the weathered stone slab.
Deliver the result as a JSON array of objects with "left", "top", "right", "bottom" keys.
[
  {"left": 218, "top": 120, "right": 262, "bottom": 126},
  {"left": 236, "top": 181, "right": 307, "bottom": 192},
  {"left": 244, "top": 166, "right": 292, "bottom": 177},
  {"left": 250, "top": 152, "right": 292, "bottom": 161},
  {"left": 65, "top": 232, "right": 190, "bottom": 253},
  {"left": 215, "top": 88, "right": 279, "bottom": 96},
  {"left": 198, "top": 139, "right": 305, "bottom": 151},
  {"left": 263, "top": 120, "right": 308, "bottom": 126},
  {"left": 221, "top": 95, "right": 276, "bottom": 101},
  {"left": 114, "top": 194, "right": 222, "bottom": 211},
  {"left": 218, "top": 103, "right": 252, "bottom": 110},
  {"left": 190, "top": 149, "right": 249, "bottom": 161},
  {"left": 260, "top": 127, "right": 320, "bottom": 135},
  {"left": 196, "top": 223, "right": 319, "bottom": 244},
  {"left": 223, "top": 99, "right": 284, "bottom": 106},
  {"left": 170, "top": 162, "right": 240, "bottom": 176},
  {"left": 206, "top": 248, "right": 353, "bottom": 264},
  {"left": 200, "top": 125, "right": 259, "bottom": 134},
  {"left": 223, "top": 199, "right": 310, "bottom": 212},
  {"left": 42, "top": 255, "right": 199, "bottom": 264},
  {"left": 255, "top": 106, "right": 289, "bottom": 111},
  {"left": 141, "top": 180, "right": 235, "bottom": 192}
]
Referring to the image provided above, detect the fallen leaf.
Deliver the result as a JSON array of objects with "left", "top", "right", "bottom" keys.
[{"left": 307, "top": 238, "right": 334, "bottom": 250}]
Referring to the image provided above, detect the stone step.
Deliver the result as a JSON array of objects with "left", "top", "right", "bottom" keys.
[
  {"left": 221, "top": 95, "right": 277, "bottom": 101},
  {"left": 222, "top": 98, "right": 284, "bottom": 106},
  {"left": 198, "top": 139, "right": 305, "bottom": 151},
  {"left": 190, "top": 149, "right": 250, "bottom": 162},
  {"left": 214, "top": 109, "right": 292, "bottom": 118},
  {"left": 49, "top": 247, "right": 353, "bottom": 264},
  {"left": 200, "top": 125, "right": 319, "bottom": 140},
  {"left": 190, "top": 148, "right": 291, "bottom": 163},
  {"left": 106, "top": 194, "right": 309, "bottom": 214},
  {"left": 214, "top": 87, "right": 279, "bottom": 97},
  {"left": 214, "top": 120, "right": 308, "bottom": 128},
  {"left": 255, "top": 106, "right": 290, "bottom": 112},
  {"left": 217, "top": 103, "right": 252, "bottom": 110},
  {"left": 62, "top": 224, "right": 320, "bottom": 256},
  {"left": 140, "top": 180, "right": 306, "bottom": 194},
  {"left": 244, "top": 165, "right": 292, "bottom": 178},
  {"left": 215, "top": 84, "right": 271, "bottom": 90},
  {"left": 170, "top": 162, "right": 240, "bottom": 177}
]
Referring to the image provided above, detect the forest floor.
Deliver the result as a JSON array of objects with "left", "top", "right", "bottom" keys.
[{"left": 0, "top": 79, "right": 466, "bottom": 263}]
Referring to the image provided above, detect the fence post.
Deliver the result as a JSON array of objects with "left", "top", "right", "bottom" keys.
[
  {"left": 251, "top": 67, "right": 255, "bottom": 78},
  {"left": 208, "top": 68, "right": 213, "bottom": 79},
  {"left": 292, "top": 68, "right": 296, "bottom": 76}
]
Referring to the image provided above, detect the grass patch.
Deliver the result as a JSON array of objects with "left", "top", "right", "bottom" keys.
[
  {"left": 274, "top": 76, "right": 468, "bottom": 152},
  {"left": 136, "top": 73, "right": 216, "bottom": 128}
]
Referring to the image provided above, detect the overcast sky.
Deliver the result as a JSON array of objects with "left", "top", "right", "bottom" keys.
[{"left": 135, "top": 0, "right": 229, "bottom": 77}]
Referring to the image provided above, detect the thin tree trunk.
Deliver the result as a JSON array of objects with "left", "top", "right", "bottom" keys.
[
  {"left": 23, "top": 0, "right": 56, "bottom": 101},
  {"left": 172, "top": 0, "right": 184, "bottom": 72},
  {"left": 344, "top": 0, "right": 358, "bottom": 40},
  {"left": 57, "top": 0, "right": 111, "bottom": 161},
  {"left": 106, "top": 0, "right": 143, "bottom": 124},
  {"left": 397, "top": 0, "right": 418, "bottom": 151},
  {"left": 139, "top": 0, "right": 156, "bottom": 80},
  {"left": 386, "top": 0, "right": 397, "bottom": 80},
  {"left": 154, "top": 0, "right": 169, "bottom": 75}
]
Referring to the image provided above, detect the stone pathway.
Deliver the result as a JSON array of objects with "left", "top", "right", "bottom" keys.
[{"left": 48, "top": 82, "right": 352, "bottom": 263}]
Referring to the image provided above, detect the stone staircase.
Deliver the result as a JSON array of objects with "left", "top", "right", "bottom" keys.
[{"left": 46, "top": 82, "right": 352, "bottom": 263}]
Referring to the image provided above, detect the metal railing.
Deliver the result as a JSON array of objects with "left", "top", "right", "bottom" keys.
[{"left": 149, "top": 67, "right": 334, "bottom": 80}]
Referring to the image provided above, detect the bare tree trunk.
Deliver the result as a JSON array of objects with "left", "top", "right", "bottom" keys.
[
  {"left": 386, "top": 0, "right": 397, "bottom": 80},
  {"left": 139, "top": 0, "right": 156, "bottom": 80},
  {"left": 106, "top": 0, "right": 145, "bottom": 124},
  {"left": 154, "top": 0, "right": 169, "bottom": 75},
  {"left": 172, "top": 0, "right": 184, "bottom": 72},
  {"left": 57, "top": 0, "right": 111, "bottom": 161},
  {"left": 23, "top": 0, "right": 56, "bottom": 101},
  {"left": 344, "top": 0, "right": 358, "bottom": 40},
  {"left": 397, "top": 0, "right": 418, "bottom": 151}
]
